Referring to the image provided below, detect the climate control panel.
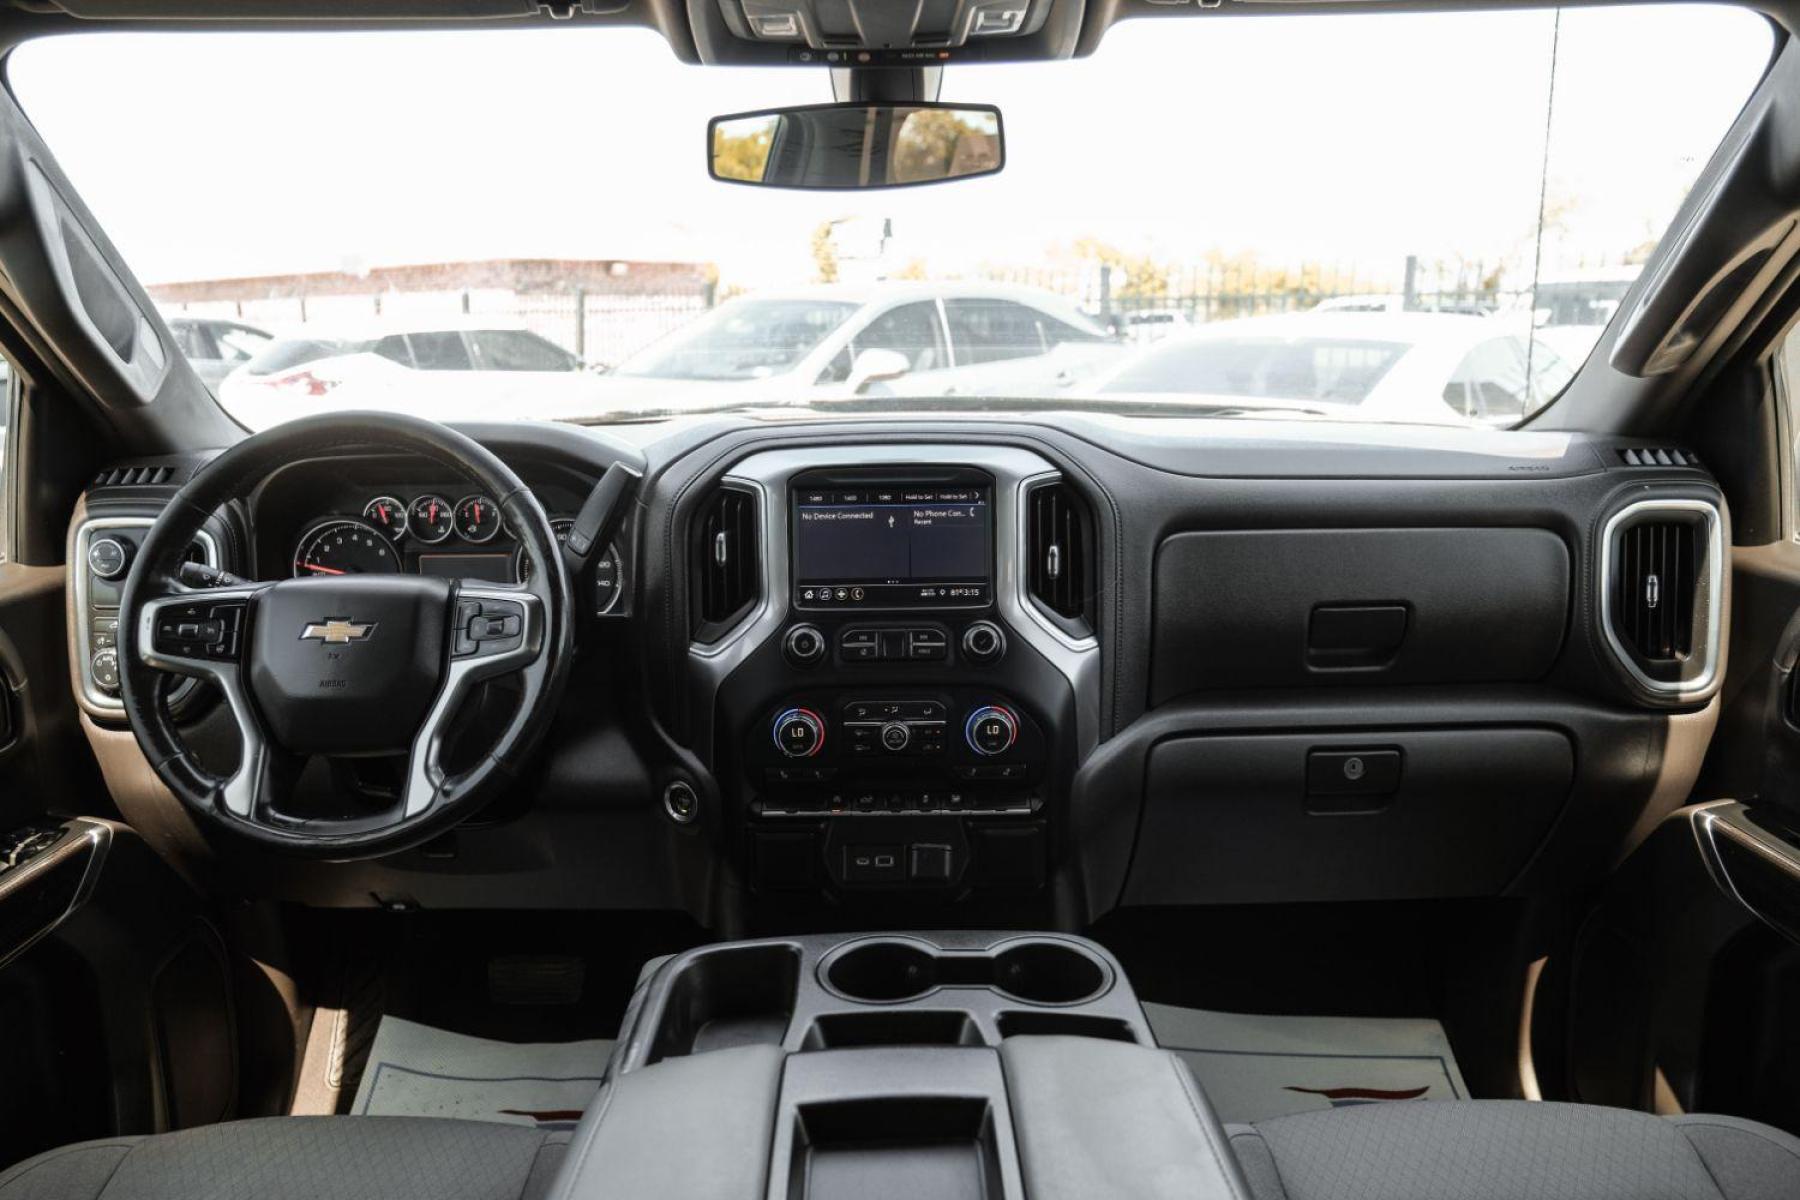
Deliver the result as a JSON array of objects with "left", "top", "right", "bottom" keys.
[{"left": 742, "top": 688, "right": 1048, "bottom": 890}]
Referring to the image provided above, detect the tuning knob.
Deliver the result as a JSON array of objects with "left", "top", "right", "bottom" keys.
[
  {"left": 965, "top": 705, "right": 1018, "bottom": 756},
  {"left": 961, "top": 620, "right": 1006, "bottom": 664},
  {"left": 773, "top": 707, "right": 826, "bottom": 758}
]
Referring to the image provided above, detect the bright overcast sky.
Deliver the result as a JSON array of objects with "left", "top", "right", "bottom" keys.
[{"left": 6, "top": 4, "right": 1774, "bottom": 290}]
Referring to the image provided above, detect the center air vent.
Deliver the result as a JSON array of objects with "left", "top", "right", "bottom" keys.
[
  {"left": 1601, "top": 499, "right": 1721, "bottom": 700},
  {"left": 692, "top": 485, "right": 760, "bottom": 638},
  {"left": 1025, "top": 479, "right": 1093, "bottom": 633}
]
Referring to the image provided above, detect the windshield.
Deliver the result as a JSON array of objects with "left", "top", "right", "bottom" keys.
[
  {"left": 7, "top": 6, "right": 1772, "bottom": 429},
  {"left": 617, "top": 299, "right": 858, "bottom": 381},
  {"left": 1099, "top": 335, "right": 1410, "bottom": 407}
]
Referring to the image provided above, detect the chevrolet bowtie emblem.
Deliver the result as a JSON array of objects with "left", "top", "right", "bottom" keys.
[{"left": 300, "top": 619, "right": 375, "bottom": 645}]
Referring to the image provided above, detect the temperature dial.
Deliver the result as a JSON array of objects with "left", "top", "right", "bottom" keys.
[
  {"left": 965, "top": 705, "right": 1018, "bottom": 756},
  {"left": 455, "top": 495, "right": 502, "bottom": 543},
  {"left": 773, "top": 708, "right": 826, "bottom": 758}
]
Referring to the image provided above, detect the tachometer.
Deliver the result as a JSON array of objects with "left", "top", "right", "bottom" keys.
[
  {"left": 293, "top": 518, "right": 401, "bottom": 578},
  {"left": 454, "top": 494, "right": 502, "bottom": 544},
  {"left": 363, "top": 495, "right": 408, "bottom": 540},
  {"left": 408, "top": 494, "right": 453, "bottom": 544}
]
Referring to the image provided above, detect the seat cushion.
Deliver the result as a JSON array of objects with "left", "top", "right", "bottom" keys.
[
  {"left": 0, "top": 1117, "right": 570, "bottom": 1200},
  {"left": 1227, "top": 1101, "right": 1800, "bottom": 1200}
]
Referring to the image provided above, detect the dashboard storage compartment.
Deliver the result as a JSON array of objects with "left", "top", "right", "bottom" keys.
[
  {"left": 1149, "top": 527, "right": 1570, "bottom": 703},
  {"left": 1125, "top": 728, "right": 1574, "bottom": 904},
  {"left": 644, "top": 942, "right": 801, "bottom": 1065}
]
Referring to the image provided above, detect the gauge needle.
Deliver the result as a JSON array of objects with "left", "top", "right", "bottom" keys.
[{"left": 301, "top": 563, "right": 346, "bottom": 575}]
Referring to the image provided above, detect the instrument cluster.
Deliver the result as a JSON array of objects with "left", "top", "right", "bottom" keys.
[{"left": 291, "top": 492, "right": 523, "bottom": 581}]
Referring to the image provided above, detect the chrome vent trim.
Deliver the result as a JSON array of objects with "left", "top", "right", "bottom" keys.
[{"left": 1598, "top": 497, "right": 1723, "bottom": 702}]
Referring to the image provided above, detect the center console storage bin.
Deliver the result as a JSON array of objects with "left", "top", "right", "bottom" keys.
[
  {"left": 1150, "top": 527, "right": 1570, "bottom": 704},
  {"left": 1124, "top": 727, "right": 1574, "bottom": 903}
]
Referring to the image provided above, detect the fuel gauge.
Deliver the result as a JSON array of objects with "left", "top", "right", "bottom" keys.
[{"left": 363, "top": 495, "right": 409, "bottom": 540}]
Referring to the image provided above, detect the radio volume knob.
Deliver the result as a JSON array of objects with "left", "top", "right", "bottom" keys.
[
  {"left": 783, "top": 624, "right": 827, "bottom": 667},
  {"left": 773, "top": 708, "right": 826, "bottom": 758},
  {"left": 961, "top": 621, "right": 1006, "bottom": 664},
  {"left": 965, "top": 705, "right": 1018, "bottom": 756}
]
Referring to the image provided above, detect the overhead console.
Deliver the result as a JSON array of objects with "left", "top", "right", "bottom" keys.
[{"left": 688, "top": 0, "right": 1087, "bottom": 64}]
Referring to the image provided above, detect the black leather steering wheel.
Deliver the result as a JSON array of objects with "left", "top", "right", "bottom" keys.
[{"left": 117, "top": 412, "right": 573, "bottom": 860}]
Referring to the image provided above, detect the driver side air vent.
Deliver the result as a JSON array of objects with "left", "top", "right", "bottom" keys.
[
  {"left": 691, "top": 485, "right": 760, "bottom": 639},
  {"left": 1025, "top": 479, "right": 1094, "bottom": 634},
  {"left": 1601, "top": 499, "right": 1721, "bottom": 701}
]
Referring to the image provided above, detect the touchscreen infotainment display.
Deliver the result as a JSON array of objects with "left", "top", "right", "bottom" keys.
[{"left": 793, "top": 481, "right": 992, "bottom": 609}]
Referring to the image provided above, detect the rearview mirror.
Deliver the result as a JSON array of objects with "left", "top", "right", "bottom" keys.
[{"left": 710, "top": 103, "right": 1003, "bottom": 191}]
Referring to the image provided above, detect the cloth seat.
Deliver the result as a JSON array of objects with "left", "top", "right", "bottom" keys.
[
  {"left": 0, "top": 1116, "right": 569, "bottom": 1200},
  {"left": 1226, "top": 1100, "right": 1800, "bottom": 1200}
]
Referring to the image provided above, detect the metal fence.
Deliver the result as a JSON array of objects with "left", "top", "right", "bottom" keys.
[{"left": 977, "top": 257, "right": 1517, "bottom": 330}]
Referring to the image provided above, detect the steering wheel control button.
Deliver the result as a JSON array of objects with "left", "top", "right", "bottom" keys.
[
  {"left": 965, "top": 705, "right": 1019, "bottom": 756},
  {"left": 90, "top": 649, "right": 120, "bottom": 692},
  {"left": 153, "top": 601, "right": 246, "bottom": 661},
  {"left": 773, "top": 708, "right": 825, "bottom": 758},
  {"left": 961, "top": 620, "right": 1006, "bottom": 664},
  {"left": 1305, "top": 748, "right": 1402, "bottom": 800},
  {"left": 662, "top": 780, "right": 700, "bottom": 825},
  {"left": 86, "top": 536, "right": 131, "bottom": 580},
  {"left": 783, "top": 624, "right": 827, "bottom": 667},
  {"left": 453, "top": 597, "right": 526, "bottom": 658}
]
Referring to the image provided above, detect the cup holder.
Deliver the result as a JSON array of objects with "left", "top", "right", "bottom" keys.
[
  {"left": 991, "top": 942, "right": 1108, "bottom": 1005},
  {"left": 822, "top": 937, "right": 1109, "bottom": 1006},
  {"left": 824, "top": 940, "right": 939, "bottom": 1002}
]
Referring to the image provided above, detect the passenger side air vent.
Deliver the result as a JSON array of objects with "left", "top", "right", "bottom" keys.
[
  {"left": 1601, "top": 499, "right": 1721, "bottom": 701},
  {"left": 691, "top": 485, "right": 760, "bottom": 639},
  {"left": 1025, "top": 479, "right": 1094, "bottom": 634},
  {"left": 1617, "top": 447, "right": 1700, "bottom": 468},
  {"left": 91, "top": 464, "right": 175, "bottom": 489},
  {"left": 1615, "top": 520, "right": 1697, "bottom": 661}
]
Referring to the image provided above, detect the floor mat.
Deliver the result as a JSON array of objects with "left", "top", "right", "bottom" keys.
[
  {"left": 348, "top": 1016, "right": 614, "bottom": 1131},
  {"left": 1144, "top": 1002, "right": 1469, "bottom": 1125}
]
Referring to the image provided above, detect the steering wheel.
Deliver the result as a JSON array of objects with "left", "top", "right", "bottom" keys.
[{"left": 116, "top": 413, "right": 573, "bottom": 860}]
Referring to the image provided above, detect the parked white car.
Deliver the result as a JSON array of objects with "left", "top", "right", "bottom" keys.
[
  {"left": 216, "top": 319, "right": 588, "bottom": 428},
  {"left": 600, "top": 283, "right": 1124, "bottom": 409},
  {"left": 1090, "top": 311, "right": 1576, "bottom": 426}
]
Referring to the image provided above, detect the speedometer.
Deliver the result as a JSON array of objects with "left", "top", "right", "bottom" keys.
[{"left": 293, "top": 518, "right": 401, "bottom": 578}]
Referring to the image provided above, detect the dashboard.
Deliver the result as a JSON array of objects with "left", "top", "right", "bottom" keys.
[{"left": 65, "top": 413, "right": 1729, "bottom": 934}]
